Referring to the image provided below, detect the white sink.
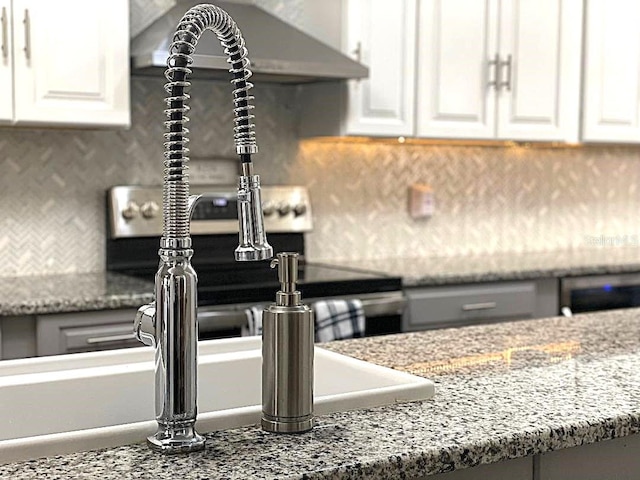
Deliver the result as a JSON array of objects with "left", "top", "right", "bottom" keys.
[{"left": 0, "top": 337, "right": 434, "bottom": 464}]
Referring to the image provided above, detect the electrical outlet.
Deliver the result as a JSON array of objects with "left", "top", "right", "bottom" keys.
[{"left": 409, "top": 184, "right": 435, "bottom": 219}]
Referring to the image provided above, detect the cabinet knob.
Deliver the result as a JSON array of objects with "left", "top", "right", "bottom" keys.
[
  {"left": 277, "top": 203, "right": 292, "bottom": 216},
  {"left": 293, "top": 203, "right": 307, "bottom": 216},
  {"left": 262, "top": 201, "right": 276, "bottom": 216},
  {"left": 141, "top": 201, "right": 160, "bottom": 219},
  {"left": 121, "top": 201, "right": 140, "bottom": 220}
]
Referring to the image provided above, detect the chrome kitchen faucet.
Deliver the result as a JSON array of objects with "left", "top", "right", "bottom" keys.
[{"left": 134, "top": 4, "right": 272, "bottom": 453}]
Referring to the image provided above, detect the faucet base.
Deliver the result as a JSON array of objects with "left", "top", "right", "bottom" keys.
[{"left": 147, "top": 422, "right": 206, "bottom": 454}]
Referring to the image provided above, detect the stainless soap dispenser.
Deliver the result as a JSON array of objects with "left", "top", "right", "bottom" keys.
[{"left": 262, "top": 252, "right": 314, "bottom": 433}]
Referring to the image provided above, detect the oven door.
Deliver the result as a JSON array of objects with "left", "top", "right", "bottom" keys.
[
  {"left": 560, "top": 273, "right": 640, "bottom": 315},
  {"left": 197, "top": 291, "right": 406, "bottom": 339}
]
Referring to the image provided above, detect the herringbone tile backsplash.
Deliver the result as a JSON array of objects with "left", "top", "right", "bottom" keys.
[
  {"left": 295, "top": 142, "right": 640, "bottom": 262},
  {"left": 1, "top": 74, "right": 640, "bottom": 276}
]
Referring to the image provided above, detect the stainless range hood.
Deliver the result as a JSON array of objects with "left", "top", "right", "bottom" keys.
[{"left": 131, "top": 0, "right": 368, "bottom": 84}]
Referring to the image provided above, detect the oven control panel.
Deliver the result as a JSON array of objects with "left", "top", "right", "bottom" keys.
[{"left": 108, "top": 185, "right": 313, "bottom": 238}]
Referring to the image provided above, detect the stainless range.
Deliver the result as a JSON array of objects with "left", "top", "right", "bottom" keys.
[{"left": 106, "top": 184, "right": 405, "bottom": 340}]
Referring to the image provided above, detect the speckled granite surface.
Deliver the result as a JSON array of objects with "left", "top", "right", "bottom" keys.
[
  {"left": 0, "top": 272, "right": 154, "bottom": 316},
  {"left": 333, "top": 247, "right": 640, "bottom": 286},
  {"left": 1, "top": 310, "right": 640, "bottom": 478},
  {"left": 3, "top": 248, "right": 640, "bottom": 316}
]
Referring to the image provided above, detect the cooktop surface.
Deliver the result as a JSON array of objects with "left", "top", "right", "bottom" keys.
[{"left": 121, "top": 261, "right": 401, "bottom": 306}]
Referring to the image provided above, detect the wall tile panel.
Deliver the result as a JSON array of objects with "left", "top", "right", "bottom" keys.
[{"left": 1, "top": 75, "right": 640, "bottom": 276}]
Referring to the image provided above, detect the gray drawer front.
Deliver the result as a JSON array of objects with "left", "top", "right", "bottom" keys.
[
  {"left": 62, "top": 323, "right": 139, "bottom": 352},
  {"left": 405, "top": 282, "right": 537, "bottom": 330},
  {"left": 36, "top": 309, "right": 138, "bottom": 356}
]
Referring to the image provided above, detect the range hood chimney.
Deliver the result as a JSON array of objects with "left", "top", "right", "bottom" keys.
[{"left": 131, "top": 0, "right": 369, "bottom": 83}]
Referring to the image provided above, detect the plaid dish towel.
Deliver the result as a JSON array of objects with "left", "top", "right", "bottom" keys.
[
  {"left": 313, "top": 299, "right": 365, "bottom": 342},
  {"left": 241, "top": 306, "right": 263, "bottom": 336}
]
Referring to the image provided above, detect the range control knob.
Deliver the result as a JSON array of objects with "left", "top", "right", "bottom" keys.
[
  {"left": 262, "top": 201, "right": 276, "bottom": 216},
  {"left": 141, "top": 201, "right": 160, "bottom": 219},
  {"left": 293, "top": 203, "right": 307, "bottom": 216},
  {"left": 277, "top": 203, "right": 292, "bottom": 216},
  {"left": 122, "top": 201, "right": 140, "bottom": 220}
]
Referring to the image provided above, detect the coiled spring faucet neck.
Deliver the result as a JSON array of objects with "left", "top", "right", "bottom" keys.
[{"left": 163, "top": 3, "right": 266, "bottom": 251}]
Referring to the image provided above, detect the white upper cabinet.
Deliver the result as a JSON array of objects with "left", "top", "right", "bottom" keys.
[
  {"left": 416, "top": 0, "right": 498, "bottom": 139},
  {"left": 0, "top": 0, "right": 13, "bottom": 124},
  {"left": 5, "top": 0, "right": 130, "bottom": 128},
  {"left": 344, "top": 0, "right": 417, "bottom": 136},
  {"left": 496, "top": 0, "right": 582, "bottom": 142},
  {"left": 582, "top": 0, "right": 640, "bottom": 143},
  {"left": 303, "top": 0, "right": 584, "bottom": 142},
  {"left": 417, "top": 0, "right": 582, "bottom": 142}
]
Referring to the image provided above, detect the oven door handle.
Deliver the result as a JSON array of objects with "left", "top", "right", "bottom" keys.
[
  {"left": 85, "top": 333, "right": 137, "bottom": 345},
  {"left": 360, "top": 295, "right": 406, "bottom": 317},
  {"left": 198, "top": 310, "right": 253, "bottom": 331}
]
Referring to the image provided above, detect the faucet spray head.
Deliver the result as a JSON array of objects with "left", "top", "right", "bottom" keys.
[{"left": 235, "top": 163, "right": 273, "bottom": 261}]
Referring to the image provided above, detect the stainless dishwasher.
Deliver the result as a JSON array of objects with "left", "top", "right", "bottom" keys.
[{"left": 560, "top": 272, "right": 640, "bottom": 315}]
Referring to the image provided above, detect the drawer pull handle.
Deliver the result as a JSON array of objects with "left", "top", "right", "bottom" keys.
[
  {"left": 500, "top": 54, "right": 512, "bottom": 91},
  {"left": 1, "top": 7, "right": 7, "bottom": 60},
  {"left": 86, "top": 333, "right": 136, "bottom": 345},
  {"left": 352, "top": 41, "right": 362, "bottom": 63},
  {"left": 487, "top": 53, "right": 500, "bottom": 90},
  {"left": 462, "top": 301, "right": 497, "bottom": 311},
  {"left": 23, "top": 8, "right": 30, "bottom": 61}
]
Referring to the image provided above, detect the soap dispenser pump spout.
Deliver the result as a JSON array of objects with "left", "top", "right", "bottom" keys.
[{"left": 271, "top": 253, "right": 301, "bottom": 305}]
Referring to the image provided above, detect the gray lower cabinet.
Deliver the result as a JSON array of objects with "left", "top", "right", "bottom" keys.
[
  {"left": 0, "top": 311, "right": 140, "bottom": 359},
  {"left": 404, "top": 278, "right": 559, "bottom": 331},
  {"left": 36, "top": 309, "right": 140, "bottom": 356},
  {"left": 413, "top": 434, "right": 640, "bottom": 479},
  {"left": 537, "top": 434, "right": 640, "bottom": 480},
  {"left": 416, "top": 456, "right": 533, "bottom": 480},
  {"left": 1, "top": 316, "right": 37, "bottom": 359}
]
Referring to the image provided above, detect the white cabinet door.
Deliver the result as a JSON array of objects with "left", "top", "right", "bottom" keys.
[
  {"left": 12, "top": 0, "right": 130, "bottom": 128},
  {"left": 416, "top": 0, "right": 499, "bottom": 139},
  {"left": 497, "top": 0, "right": 582, "bottom": 142},
  {"left": 416, "top": 0, "right": 581, "bottom": 142},
  {"left": 0, "top": 0, "right": 12, "bottom": 123},
  {"left": 582, "top": 0, "right": 640, "bottom": 143},
  {"left": 345, "top": 0, "right": 416, "bottom": 136}
]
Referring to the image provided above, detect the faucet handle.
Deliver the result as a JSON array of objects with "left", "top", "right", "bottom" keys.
[{"left": 134, "top": 303, "right": 156, "bottom": 347}]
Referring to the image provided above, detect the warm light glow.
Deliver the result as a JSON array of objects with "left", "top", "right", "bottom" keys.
[
  {"left": 300, "top": 136, "right": 583, "bottom": 149},
  {"left": 398, "top": 341, "right": 581, "bottom": 375}
]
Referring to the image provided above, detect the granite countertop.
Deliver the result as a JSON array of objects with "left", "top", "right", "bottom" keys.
[
  {"left": 332, "top": 247, "right": 640, "bottom": 286},
  {"left": 3, "top": 248, "right": 640, "bottom": 316},
  {"left": 1, "top": 310, "right": 639, "bottom": 479},
  {"left": 0, "top": 272, "right": 154, "bottom": 316}
]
